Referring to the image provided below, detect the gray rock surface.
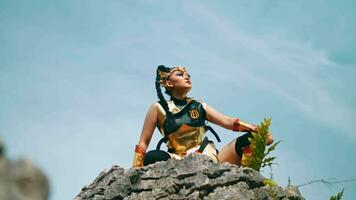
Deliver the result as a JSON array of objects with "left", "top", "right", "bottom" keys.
[
  {"left": 0, "top": 139, "right": 49, "bottom": 200},
  {"left": 75, "top": 154, "right": 304, "bottom": 200}
]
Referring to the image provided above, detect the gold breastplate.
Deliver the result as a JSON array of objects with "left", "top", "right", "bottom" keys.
[{"left": 157, "top": 99, "right": 206, "bottom": 156}]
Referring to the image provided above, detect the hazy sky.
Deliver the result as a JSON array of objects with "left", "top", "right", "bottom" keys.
[{"left": 1, "top": 1, "right": 355, "bottom": 199}]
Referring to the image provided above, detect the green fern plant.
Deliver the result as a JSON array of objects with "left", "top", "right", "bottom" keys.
[
  {"left": 243, "top": 118, "right": 280, "bottom": 171},
  {"left": 330, "top": 189, "right": 344, "bottom": 200}
]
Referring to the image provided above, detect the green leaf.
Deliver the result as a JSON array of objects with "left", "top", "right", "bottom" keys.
[
  {"left": 266, "top": 141, "right": 281, "bottom": 155},
  {"left": 241, "top": 118, "right": 279, "bottom": 173},
  {"left": 330, "top": 189, "right": 344, "bottom": 200}
]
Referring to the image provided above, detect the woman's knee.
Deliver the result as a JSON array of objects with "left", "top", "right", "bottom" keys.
[{"left": 234, "top": 132, "right": 252, "bottom": 158}]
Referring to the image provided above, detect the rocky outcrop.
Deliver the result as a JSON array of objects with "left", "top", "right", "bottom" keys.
[
  {"left": 75, "top": 154, "right": 304, "bottom": 200},
  {"left": 0, "top": 139, "right": 49, "bottom": 200}
]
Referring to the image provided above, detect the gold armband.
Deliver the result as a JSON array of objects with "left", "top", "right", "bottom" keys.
[
  {"left": 233, "top": 118, "right": 257, "bottom": 132},
  {"left": 132, "top": 145, "right": 145, "bottom": 168}
]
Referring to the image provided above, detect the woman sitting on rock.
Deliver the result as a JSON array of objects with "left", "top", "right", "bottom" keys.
[{"left": 132, "top": 65, "right": 273, "bottom": 168}]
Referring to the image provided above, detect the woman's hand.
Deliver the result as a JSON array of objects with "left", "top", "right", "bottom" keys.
[
  {"left": 252, "top": 124, "right": 274, "bottom": 145},
  {"left": 266, "top": 132, "right": 274, "bottom": 145}
]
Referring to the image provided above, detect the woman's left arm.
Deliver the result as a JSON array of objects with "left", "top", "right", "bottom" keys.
[
  {"left": 205, "top": 105, "right": 256, "bottom": 132},
  {"left": 205, "top": 105, "right": 274, "bottom": 144}
]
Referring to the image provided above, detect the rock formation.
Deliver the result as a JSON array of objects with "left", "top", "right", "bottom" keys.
[
  {"left": 0, "top": 139, "right": 50, "bottom": 200},
  {"left": 75, "top": 154, "right": 304, "bottom": 200}
]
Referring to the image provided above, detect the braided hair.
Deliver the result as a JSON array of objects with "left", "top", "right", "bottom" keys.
[{"left": 155, "top": 65, "right": 174, "bottom": 119}]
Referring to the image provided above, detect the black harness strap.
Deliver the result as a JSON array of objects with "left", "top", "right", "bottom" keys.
[
  {"left": 196, "top": 137, "right": 210, "bottom": 153},
  {"left": 196, "top": 126, "right": 221, "bottom": 153},
  {"left": 204, "top": 125, "right": 221, "bottom": 142},
  {"left": 156, "top": 125, "right": 221, "bottom": 152},
  {"left": 156, "top": 137, "right": 167, "bottom": 150}
]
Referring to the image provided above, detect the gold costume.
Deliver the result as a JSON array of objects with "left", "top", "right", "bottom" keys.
[{"left": 156, "top": 98, "right": 218, "bottom": 162}]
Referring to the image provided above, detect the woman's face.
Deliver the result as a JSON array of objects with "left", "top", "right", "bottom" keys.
[{"left": 165, "top": 70, "right": 192, "bottom": 93}]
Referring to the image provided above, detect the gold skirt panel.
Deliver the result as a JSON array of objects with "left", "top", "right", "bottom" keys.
[{"left": 167, "top": 124, "right": 205, "bottom": 156}]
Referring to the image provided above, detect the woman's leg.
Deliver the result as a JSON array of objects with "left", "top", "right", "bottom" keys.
[
  {"left": 217, "top": 139, "right": 241, "bottom": 164},
  {"left": 217, "top": 132, "right": 252, "bottom": 165}
]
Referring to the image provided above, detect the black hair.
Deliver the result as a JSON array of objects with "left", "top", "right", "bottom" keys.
[
  {"left": 155, "top": 65, "right": 173, "bottom": 118},
  {"left": 165, "top": 90, "right": 172, "bottom": 96}
]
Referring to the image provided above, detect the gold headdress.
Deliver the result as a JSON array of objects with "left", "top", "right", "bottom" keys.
[{"left": 158, "top": 66, "right": 187, "bottom": 87}]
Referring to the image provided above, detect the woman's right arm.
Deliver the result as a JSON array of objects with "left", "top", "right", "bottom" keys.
[{"left": 132, "top": 103, "right": 158, "bottom": 168}]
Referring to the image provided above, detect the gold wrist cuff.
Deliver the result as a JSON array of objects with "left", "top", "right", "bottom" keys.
[{"left": 132, "top": 152, "right": 144, "bottom": 168}]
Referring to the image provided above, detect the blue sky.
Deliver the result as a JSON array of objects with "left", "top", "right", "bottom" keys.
[{"left": 1, "top": 1, "right": 355, "bottom": 199}]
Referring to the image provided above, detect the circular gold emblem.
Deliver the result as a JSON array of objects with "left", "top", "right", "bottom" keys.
[{"left": 189, "top": 109, "right": 200, "bottom": 119}]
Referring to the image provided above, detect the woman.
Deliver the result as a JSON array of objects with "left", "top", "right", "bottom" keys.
[{"left": 132, "top": 65, "right": 273, "bottom": 168}]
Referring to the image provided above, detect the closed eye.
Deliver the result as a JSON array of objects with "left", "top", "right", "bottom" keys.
[{"left": 175, "top": 71, "right": 190, "bottom": 78}]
